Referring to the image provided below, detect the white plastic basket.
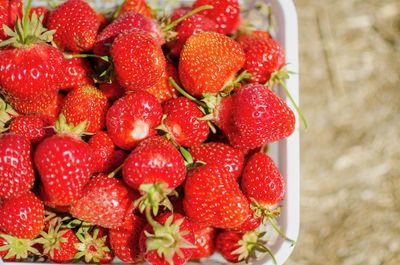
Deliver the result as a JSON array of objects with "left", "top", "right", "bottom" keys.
[{"left": 1, "top": 0, "right": 299, "bottom": 264}]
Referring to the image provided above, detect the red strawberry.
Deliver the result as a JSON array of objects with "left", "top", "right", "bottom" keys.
[
  {"left": 169, "top": 13, "right": 218, "bottom": 57},
  {"left": 99, "top": 80, "right": 125, "bottom": 102},
  {"left": 0, "top": 134, "right": 34, "bottom": 199},
  {"left": 190, "top": 223, "right": 216, "bottom": 260},
  {"left": 231, "top": 211, "right": 262, "bottom": 233},
  {"left": 61, "top": 58, "right": 94, "bottom": 91},
  {"left": 237, "top": 30, "right": 271, "bottom": 52},
  {"left": 61, "top": 85, "right": 109, "bottom": 133},
  {"left": 74, "top": 228, "right": 112, "bottom": 263},
  {"left": 106, "top": 91, "right": 162, "bottom": 150},
  {"left": 0, "top": 191, "right": 44, "bottom": 239},
  {"left": 47, "top": 0, "right": 101, "bottom": 52},
  {"left": 228, "top": 84, "right": 295, "bottom": 150},
  {"left": 94, "top": 11, "right": 163, "bottom": 55},
  {"left": 35, "top": 116, "right": 94, "bottom": 206},
  {"left": 242, "top": 37, "right": 285, "bottom": 83},
  {"left": 109, "top": 214, "right": 147, "bottom": 263},
  {"left": 145, "top": 62, "right": 179, "bottom": 103},
  {"left": 88, "top": 131, "right": 116, "bottom": 173},
  {"left": 241, "top": 152, "right": 285, "bottom": 206},
  {"left": 118, "top": 0, "right": 153, "bottom": 18},
  {"left": 38, "top": 227, "right": 79, "bottom": 263},
  {"left": 0, "top": 0, "right": 22, "bottom": 41},
  {"left": 9, "top": 115, "right": 46, "bottom": 143},
  {"left": 122, "top": 136, "right": 186, "bottom": 213},
  {"left": 111, "top": 29, "right": 166, "bottom": 91},
  {"left": 179, "top": 32, "right": 245, "bottom": 97},
  {"left": 216, "top": 230, "right": 274, "bottom": 263},
  {"left": 161, "top": 97, "right": 209, "bottom": 147},
  {"left": 184, "top": 164, "right": 251, "bottom": 229},
  {"left": 106, "top": 150, "right": 128, "bottom": 174},
  {"left": 140, "top": 213, "right": 195, "bottom": 265},
  {"left": 192, "top": 0, "right": 241, "bottom": 34},
  {"left": 189, "top": 142, "right": 244, "bottom": 179},
  {"left": 29, "top": 6, "right": 49, "bottom": 24},
  {"left": 70, "top": 174, "right": 139, "bottom": 229}
]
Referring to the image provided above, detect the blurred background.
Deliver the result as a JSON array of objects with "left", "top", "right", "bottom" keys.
[{"left": 286, "top": 0, "right": 400, "bottom": 264}]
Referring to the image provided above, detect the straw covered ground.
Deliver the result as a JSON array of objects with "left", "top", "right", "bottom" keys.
[{"left": 286, "top": 0, "right": 400, "bottom": 264}]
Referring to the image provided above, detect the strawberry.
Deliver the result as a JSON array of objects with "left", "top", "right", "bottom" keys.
[
  {"left": 0, "top": 0, "right": 22, "bottom": 41},
  {"left": 0, "top": 134, "right": 34, "bottom": 199},
  {"left": 190, "top": 223, "right": 216, "bottom": 260},
  {"left": 34, "top": 116, "right": 94, "bottom": 206},
  {"left": 109, "top": 213, "right": 147, "bottom": 263},
  {"left": 184, "top": 164, "right": 251, "bottom": 229},
  {"left": 139, "top": 213, "right": 195, "bottom": 265},
  {"left": 228, "top": 84, "right": 295, "bottom": 150},
  {"left": 179, "top": 32, "right": 245, "bottom": 97},
  {"left": 38, "top": 226, "right": 79, "bottom": 263},
  {"left": 192, "top": 0, "right": 241, "bottom": 34},
  {"left": 0, "top": 191, "right": 44, "bottom": 239},
  {"left": 160, "top": 97, "right": 209, "bottom": 147},
  {"left": 118, "top": 0, "right": 153, "bottom": 18},
  {"left": 61, "top": 85, "right": 108, "bottom": 133},
  {"left": 111, "top": 29, "right": 166, "bottom": 91},
  {"left": 88, "top": 131, "right": 117, "bottom": 173},
  {"left": 231, "top": 211, "right": 262, "bottom": 233},
  {"left": 237, "top": 30, "right": 271, "bottom": 52},
  {"left": 106, "top": 91, "right": 162, "bottom": 150},
  {"left": 94, "top": 11, "right": 163, "bottom": 56},
  {"left": 74, "top": 228, "right": 112, "bottom": 263},
  {"left": 145, "top": 62, "right": 179, "bottom": 103},
  {"left": 47, "top": 0, "right": 101, "bottom": 52},
  {"left": 216, "top": 230, "right": 275, "bottom": 263},
  {"left": 99, "top": 79, "right": 125, "bottom": 102},
  {"left": 9, "top": 115, "right": 46, "bottom": 143},
  {"left": 189, "top": 142, "right": 244, "bottom": 179},
  {"left": 70, "top": 174, "right": 139, "bottom": 229},
  {"left": 242, "top": 37, "right": 285, "bottom": 84},
  {"left": 122, "top": 136, "right": 186, "bottom": 213},
  {"left": 61, "top": 57, "right": 94, "bottom": 91},
  {"left": 106, "top": 150, "right": 128, "bottom": 174},
  {"left": 29, "top": 6, "right": 49, "bottom": 24},
  {"left": 241, "top": 152, "right": 285, "bottom": 206}
]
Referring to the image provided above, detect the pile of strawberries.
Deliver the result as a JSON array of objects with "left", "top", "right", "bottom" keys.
[{"left": 0, "top": 0, "right": 301, "bottom": 264}]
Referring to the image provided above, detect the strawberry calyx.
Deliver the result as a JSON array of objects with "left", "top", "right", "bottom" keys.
[
  {"left": 134, "top": 183, "right": 178, "bottom": 216},
  {"left": 54, "top": 114, "right": 91, "bottom": 138},
  {"left": 266, "top": 67, "right": 308, "bottom": 129},
  {"left": 0, "top": 0, "right": 55, "bottom": 48},
  {"left": 231, "top": 230, "right": 277, "bottom": 264},
  {"left": 73, "top": 228, "right": 110, "bottom": 263},
  {"left": 144, "top": 214, "right": 196, "bottom": 265},
  {"left": 0, "top": 97, "right": 19, "bottom": 132},
  {"left": 0, "top": 234, "right": 41, "bottom": 260},
  {"left": 35, "top": 224, "right": 69, "bottom": 258},
  {"left": 222, "top": 71, "right": 252, "bottom": 95}
]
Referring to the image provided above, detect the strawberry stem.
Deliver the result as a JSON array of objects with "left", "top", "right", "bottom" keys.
[
  {"left": 267, "top": 216, "right": 295, "bottom": 246},
  {"left": 169, "top": 77, "right": 206, "bottom": 107},
  {"left": 108, "top": 164, "right": 123, "bottom": 178},
  {"left": 65, "top": 53, "right": 110, "bottom": 63},
  {"left": 163, "top": 5, "right": 214, "bottom": 31},
  {"left": 22, "top": 0, "right": 33, "bottom": 43}
]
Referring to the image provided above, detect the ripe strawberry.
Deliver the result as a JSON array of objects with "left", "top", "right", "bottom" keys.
[
  {"left": 61, "top": 85, "right": 108, "bottom": 133},
  {"left": 184, "top": 164, "right": 251, "bottom": 229},
  {"left": 47, "top": 0, "right": 101, "bottom": 52},
  {"left": 99, "top": 80, "right": 125, "bottom": 102},
  {"left": 0, "top": 134, "right": 34, "bottom": 199},
  {"left": 38, "top": 227, "right": 79, "bottom": 263},
  {"left": 242, "top": 37, "right": 285, "bottom": 83},
  {"left": 106, "top": 91, "right": 162, "bottom": 150},
  {"left": 228, "top": 84, "right": 295, "bottom": 150},
  {"left": 88, "top": 131, "right": 117, "bottom": 173},
  {"left": 190, "top": 223, "right": 216, "bottom": 260},
  {"left": 118, "top": 0, "right": 153, "bottom": 18},
  {"left": 216, "top": 230, "right": 274, "bottom": 263},
  {"left": 241, "top": 152, "right": 285, "bottom": 206},
  {"left": 140, "top": 213, "right": 195, "bottom": 265},
  {"left": 189, "top": 142, "right": 244, "bottom": 179},
  {"left": 61, "top": 57, "right": 94, "bottom": 91},
  {"left": 74, "top": 228, "right": 112, "bottom": 263},
  {"left": 35, "top": 116, "right": 94, "bottom": 206},
  {"left": 94, "top": 11, "right": 163, "bottom": 56},
  {"left": 169, "top": 13, "right": 218, "bottom": 57},
  {"left": 179, "top": 32, "right": 245, "bottom": 97},
  {"left": 70, "top": 174, "right": 139, "bottom": 229},
  {"left": 0, "top": 191, "right": 44, "bottom": 239},
  {"left": 9, "top": 115, "right": 46, "bottom": 143},
  {"left": 160, "top": 97, "right": 209, "bottom": 147},
  {"left": 192, "top": 0, "right": 241, "bottom": 34},
  {"left": 0, "top": 0, "right": 22, "bottom": 41},
  {"left": 109, "top": 214, "right": 147, "bottom": 263},
  {"left": 237, "top": 30, "right": 271, "bottom": 52},
  {"left": 145, "top": 62, "right": 179, "bottom": 103},
  {"left": 30, "top": 6, "right": 49, "bottom": 24},
  {"left": 111, "top": 29, "right": 166, "bottom": 91},
  {"left": 122, "top": 136, "right": 186, "bottom": 213},
  {"left": 231, "top": 211, "right": 262, "bottom": 233}
]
